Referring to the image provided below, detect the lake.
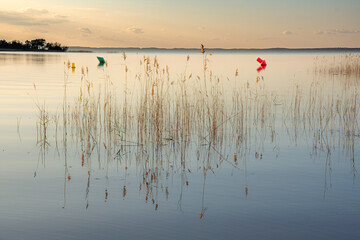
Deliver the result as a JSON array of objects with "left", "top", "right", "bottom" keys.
[{"left": 0, "top": 51, "right": 359, "bottom": 240}]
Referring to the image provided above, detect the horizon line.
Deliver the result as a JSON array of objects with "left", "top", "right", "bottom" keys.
[
  {"left": 68, "top": 46, "right": 360, "bottom": 51},
  {"left": 70, "top": 46, "right": 360, "bottom": 49}
]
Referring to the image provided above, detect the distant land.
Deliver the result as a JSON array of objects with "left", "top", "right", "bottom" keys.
[
  {"left": 0, "top": 39, "right": 67, "bottom": 52},
  {"left": 1, "top": 45, "right": 360, "bottom": 54},
  {"left": 68, "top": 46, "right": 360, "bottom": 54}
]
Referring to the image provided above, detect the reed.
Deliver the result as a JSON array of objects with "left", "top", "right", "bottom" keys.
[
  {"left": 314, "top": 53, "right": 360, "bottom": 79},
  {"left": 33, "top": 50, "right": 360, "bottom": 213}
]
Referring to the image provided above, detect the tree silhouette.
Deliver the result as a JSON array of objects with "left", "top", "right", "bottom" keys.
[
  {"left": 30, "top": 39, "right": 46, "bottom": 50},
  {"left": 0, "top": 38, "right": 67, "bottom": 51}
]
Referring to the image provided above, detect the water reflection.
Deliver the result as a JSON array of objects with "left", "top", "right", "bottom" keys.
[
  {"left": 32, "top": 54, "right": 359, "bottom": 219},
  {"left": 0, "top": 52, "right": 62, "bottom": 65},
  {"left": 257, "top": 64, "right": 266, "bottom": 72}
]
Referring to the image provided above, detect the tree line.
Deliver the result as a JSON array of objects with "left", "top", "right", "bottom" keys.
[{"left": 0, "top": 38, "right": 68, "bottom": 51}]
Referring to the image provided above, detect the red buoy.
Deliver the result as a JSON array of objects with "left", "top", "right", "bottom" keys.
[{"left": 257, "top": 57, "right": 267, "bottom": 66}]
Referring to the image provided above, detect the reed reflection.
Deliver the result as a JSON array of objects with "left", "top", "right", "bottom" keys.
[
  {"left": 0, "top": 53, "right": 62, "bottom": 65},
  {"left": 33, "top": 53, "right": 359, "bottom": 217}
]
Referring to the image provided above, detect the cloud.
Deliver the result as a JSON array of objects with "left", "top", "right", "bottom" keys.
[
  {"left": 0, "top": 9, "right": 67, "bottom": 26},
  {"left": 23, "top": 8, "right": 49, "bottom": 15},
  {"left": 127, "top": 27, "right": 144, "bottom": 34},
  {"left": 314, "top": 29, "right": 360, "bottom": 35},
  {"left": 28, "top": 28, "right": 49, "bottom": 34},
  {"left": 79, "top": 27, "right": 92, "bottom": 34},
  {"left": 55, "top": 15, "right": 68, "bottom": 19},
  {"left": 282, "top": 30, "right": 293, "bottom": 35},
  {"left": 335, "top": 29, "right": 359, "bottom": 34},
  {"left": 197, "top": 26, "right": 205, "bottom": 31},
  {"left": 314, "top": 31, "right": 325, "bottom": 35}
]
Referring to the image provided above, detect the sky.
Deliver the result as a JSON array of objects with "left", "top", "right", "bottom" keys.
[{"left": 0, "top": 0, "right": 360, "bottom": 48}]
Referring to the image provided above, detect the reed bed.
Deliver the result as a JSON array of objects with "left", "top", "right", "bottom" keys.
[
  {"left": 33, "top": 53, "right": 360, "bottom": 213},
  {"left": 314, "top": 53, "right": 360, "bottom": 79}
]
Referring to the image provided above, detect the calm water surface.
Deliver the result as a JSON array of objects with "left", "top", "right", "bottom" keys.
[{"left": 0, "top": 51, "right": 359, "bottom": 240}]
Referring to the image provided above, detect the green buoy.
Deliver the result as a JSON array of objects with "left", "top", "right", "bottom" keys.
[{"left": 97, "top": 56, "right": 105, "bottom": 63}]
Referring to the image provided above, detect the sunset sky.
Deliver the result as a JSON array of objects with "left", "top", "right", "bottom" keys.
[{"left": 1, "top": 0, "right": 360, "bottom": 48}]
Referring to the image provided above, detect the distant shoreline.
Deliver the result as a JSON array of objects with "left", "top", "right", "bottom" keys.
[
  {"left": 2, "top": 47, "right": 360, "bottom": 54},
  {"left": 0, "top": 49, "right": 67, "bottom": 52},
  {"left": 68, "top": 46, "right": 360, "bottom": 53}
]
